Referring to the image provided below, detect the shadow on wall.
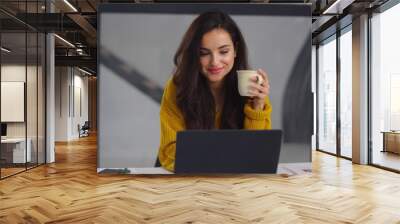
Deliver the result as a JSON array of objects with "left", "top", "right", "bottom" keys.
[
  {"left": 99, "top": 46, "right": 164, "bottom": 103},
  {"left": 282, "top": 34, "right": 313, "bottom": 143}
]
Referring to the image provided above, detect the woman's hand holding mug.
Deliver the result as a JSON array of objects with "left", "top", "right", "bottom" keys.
[{"left": 237, "top": 69, "right": 270, "bottom": 111}]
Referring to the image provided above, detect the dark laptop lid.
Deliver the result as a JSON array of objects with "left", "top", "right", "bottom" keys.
[{"left": 175, "top": 130, "right": 282, "bottom": 174}]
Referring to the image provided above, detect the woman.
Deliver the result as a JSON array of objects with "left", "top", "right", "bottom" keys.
[{"left": 158, "top": 11, "right": 272, "bottom": 172}]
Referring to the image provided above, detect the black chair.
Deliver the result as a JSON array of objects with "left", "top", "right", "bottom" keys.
[
  {"left": 155, "top": 156, "right": 161, "bottom": 167},
  {"left": 79, "top": 121, "right": 90, "bottom": 138}
]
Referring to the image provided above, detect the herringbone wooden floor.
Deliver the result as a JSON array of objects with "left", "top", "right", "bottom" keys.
[{"left": 1, "top": 134, "right": 400, "bottom": 224}]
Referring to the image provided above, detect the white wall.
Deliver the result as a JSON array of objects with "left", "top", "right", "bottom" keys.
[
  {"left": 55, "top": 66, "right": 89, "bottom": 141},
  {"left": 71, "top": 72, "right": 89, "bottom": 138},
  {"left": 1, "top": 64, "right": 26, "bottom": 81}
]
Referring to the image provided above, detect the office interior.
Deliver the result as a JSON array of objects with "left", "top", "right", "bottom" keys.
[{"left": 0, "top": 0, "right": 399, "bottom": 222}]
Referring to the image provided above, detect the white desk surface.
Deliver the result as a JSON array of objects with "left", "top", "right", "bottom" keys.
[
  {"left": 1, "top": 138, "right": 27, "bottom": 144},
  {"left": 98, "top": 163, "right": 312, "bottom": 176}
]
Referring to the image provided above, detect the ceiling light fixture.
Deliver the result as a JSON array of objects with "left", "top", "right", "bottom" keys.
[
  {"left": 322, "top": 0, "right": 355, "bottom": 15},
  {"left": 78, "top": 67, "right": 93, "bottom": 76},
  {"left": 54, "top": 34, "right": 75, "bottom": 48},
  {"left": 63, "top": 0, "right": 78, "bottom": 12},
  {"left": 76, "top": 48, "right": 85, "bottom": 55},
  {"left": 1, "top": 47, "right": 11, "bottom": 53}
]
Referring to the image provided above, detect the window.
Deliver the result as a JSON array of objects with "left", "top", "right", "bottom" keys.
[
  {"left": 339, "top": 27, "right": 352, "bottom": 158},
  {"left": 317, "top": 35, "right": 337, "bottom": 154},
  {"left": 370, "top": 2, "right": 400, "bottom": 171}
]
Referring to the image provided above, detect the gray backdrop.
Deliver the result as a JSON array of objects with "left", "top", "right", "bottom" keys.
[{"left": 98, "top": 4, "right": 312, "bottom": 171}]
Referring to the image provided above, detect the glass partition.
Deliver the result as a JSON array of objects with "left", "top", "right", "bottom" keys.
[
  {"left": 0, "top": 1, "right": 46, "bottom": 179},
  {"left": 317, "top": 35, "right": 337, "bottom": 155},
  {"left": 1, "top": 30, "right": 28, "bottom": 178}
]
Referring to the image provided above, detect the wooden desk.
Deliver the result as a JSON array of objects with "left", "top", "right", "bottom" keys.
[{"left": 382, "top": 131, "right": 400, "bottom": 154}]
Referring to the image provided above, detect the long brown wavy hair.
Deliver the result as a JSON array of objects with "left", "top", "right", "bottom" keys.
[{"left": 173, "top": 11, "right": 249, "bottom": 129}]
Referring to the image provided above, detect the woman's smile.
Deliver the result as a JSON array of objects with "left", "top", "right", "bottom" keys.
[{"left": 207, "top": 67, "right": 224, "bottom": 75}]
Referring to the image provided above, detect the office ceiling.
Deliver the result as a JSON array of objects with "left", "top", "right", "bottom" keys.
[{"left": 0, "top": 0, "right": 390, "bottom": 75}]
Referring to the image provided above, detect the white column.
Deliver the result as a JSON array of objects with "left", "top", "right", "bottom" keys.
[
  {"left": 352, "top": 14, "right": 369, "bottom": 164},
  {"left": 46, "top": 1, "right": 55, "bottom": 163},
  {"left": 312, "top": 45, "right": 317, "bottom": 151}
]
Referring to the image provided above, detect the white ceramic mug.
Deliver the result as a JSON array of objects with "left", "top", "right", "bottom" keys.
[{"left": 237, "top": 70, "right": 263, "bottom": 96}]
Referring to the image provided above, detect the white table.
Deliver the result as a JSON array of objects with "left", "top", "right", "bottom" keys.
[
  {"left": 1, "top": 138, "right": 31, "bottom": 163},
  {"left": 97, "top": 163, "right": 312, "bottom": 175}
]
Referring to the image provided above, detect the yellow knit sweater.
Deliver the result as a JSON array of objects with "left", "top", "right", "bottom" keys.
[{"left": 158, "top": 78, "right": 272, "bottom": 171}]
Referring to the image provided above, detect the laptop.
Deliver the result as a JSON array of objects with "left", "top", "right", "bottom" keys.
[{"left": 175, "top": 130, "right": 282, "bottom": 174}]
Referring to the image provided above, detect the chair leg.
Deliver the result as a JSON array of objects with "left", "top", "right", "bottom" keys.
[{"left": 155, "top": 157, "right": 161, "bottom": 167}]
